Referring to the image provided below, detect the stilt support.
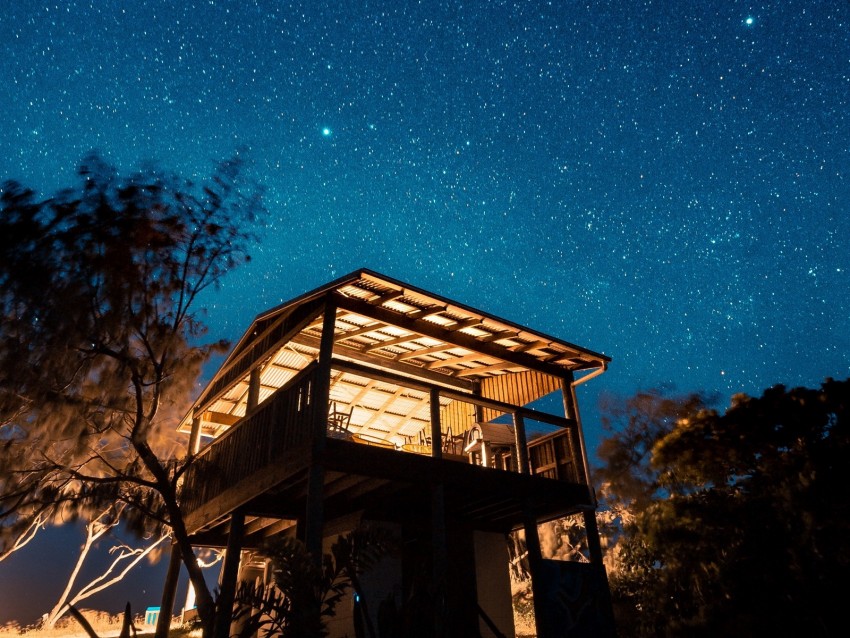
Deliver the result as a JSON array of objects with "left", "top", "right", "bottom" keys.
[{"left": 213, "top": 512, "right": 245, "bottom": 638}]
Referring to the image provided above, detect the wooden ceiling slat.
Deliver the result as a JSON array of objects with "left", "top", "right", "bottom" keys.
[
  {"left": 447, "top": 317, "right": 483, "bottom": 332},
  {"left": 335, "top": 294, "right": 592, "bottom": 379},
  {"left": 346, "top": 401, "right": 430, "bottom": 425},
  {"left": 334, "top": 322, "right": 388, "bottom": 341},
  {"left": 397, "top": 343, "right": 458, "bottom": 361},
  {"left": 407, "top": 305, "right": 447, "bottom": 319},
  {"left": 346, "top": 379, "right": 378, "bottom": 407},
  {"left": 291, "top": 332, "right": 474, "bottom": 391},
  {"left": 357, "top": 387, "right": 406, "bottom": 431},
  {"left": 192, "top": 298, "right": 325, "bottom": 418},
  {"left": 514, "top": 340, "right": 549, "bottom": 353},
  {"left": 258, "top": 518, "right": 296, "bottom": 539},
  {"left": 425, "top": 352, "right": 496, "bottom": 370},
  {"left": 387, "top": 395, "right": 430, "bottom": 437},
  {"left": 202, "top": 411, "right": 242, "bottom": 426},
  {"left": 454, "top": 362, "right": 527, "bottom": 378},
  {"left": 243, "top": 516, "right": 280, "bottom": 536},
  {"left": 480, "top": 330, "right": 518, "bottom": 343},
  {"left": 364, "top": 332, "right": 420, "bottom": 352},
  {"left": 373, "top": 290, "right": 406, "bottom": 305}
]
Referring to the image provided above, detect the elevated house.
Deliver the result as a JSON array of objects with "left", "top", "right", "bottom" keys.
[{"left": 176, "top": 269, "right": 615, "bottom": 637}]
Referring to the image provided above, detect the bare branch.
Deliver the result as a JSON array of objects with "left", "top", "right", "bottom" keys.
[{"left": 0, "top": 513, "right": 46, "bottom": 563}]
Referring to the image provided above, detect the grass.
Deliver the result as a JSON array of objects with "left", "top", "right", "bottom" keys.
[
  {"left": 1, "top": 610, "right": 125, "bottom": 638},
  {"left": 0, "top": 611, "right": 197, "bottom": 638}
]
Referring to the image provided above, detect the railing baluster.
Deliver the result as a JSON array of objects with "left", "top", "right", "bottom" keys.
[{"left": 180, "top": 364, "right": 319, "bottom": 514}]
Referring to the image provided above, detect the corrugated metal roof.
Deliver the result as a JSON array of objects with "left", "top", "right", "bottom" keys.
[{"left": 180, "top": 269, "right": 609, "bottom": 441}]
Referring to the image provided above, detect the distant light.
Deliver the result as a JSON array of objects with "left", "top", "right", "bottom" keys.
[
  {"left": 745, "top": 16, "right": 754, "bottom": 26},
  {"left": 322, "top": 127, "right": 332, "bottom": 137}
]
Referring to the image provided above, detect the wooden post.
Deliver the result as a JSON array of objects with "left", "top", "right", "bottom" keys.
[
  {"left": 564, "top": 376, "right": 608, "bottom": 580},
  {"left": 513, "top": 412, "right": 530, "bottom": 474},
  {"left": 472, "top": 380, "right": 484, "bottom": 423},
  {"left": 304, "top": 296, "right": 336, "bottom": 564},
  {"left": 154, "top": 544, "right": 182, "bottom": 638},
  {"left": 188, "top": 415, "right": 202, "bottom": 456},
  {"left": 313, "top": 296, "right": 337, "bottom": 440},
  {"left": 561, "top": 374, "right": 592, "bottom": 487},
  {"left": 430, "top": 388, "right": 442, "bottom": 459},
  {"left": 583, "top": 510, "right": 605, "bottom": 565},
  {"left": 213, "top": 512, "right": 245, "bottom": 638},
  {"left": 523, "top": 511, "right": 551, "bottom": 638},
  {"left": 247, "top": 366, "right": 261, "bottom": 412},
  {"left": 431, "top": 483, "right": 447, "bottom": 635},
  {"left": 428, "top": 389, "right": 447, "bottom": 633},
  {"left": 304, "top": 465, "right": 325, "bottom": 565}
]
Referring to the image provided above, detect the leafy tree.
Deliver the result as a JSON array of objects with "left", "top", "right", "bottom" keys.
[
  {"left": 596, "top": 380, "right": 850, "bottom": 637},
  {"left": 0, "top": 154, "right": 264, "bottom": 637},
  {"left": 233, "top": 526, "right": 397, "bottom": 638}
]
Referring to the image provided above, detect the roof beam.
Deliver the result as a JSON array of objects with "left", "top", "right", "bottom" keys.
[
  {"left": 373, "top": 290, "right": 405, "bottom": 305},
  {"left": 447, "top": 317, "right": 483, "bottom": 332},
  {"left": 513, "top": 340, "right": 549, "bottom": 353},
  {"left": 454, "top": 362, "right": 527, "bottom": 378},
  {"left": 290, "top": 333, "right": 475, "bottom": 391},
  {"left": 357, "top": 387, "right": 406, "bottom": 431},
  {"left": 480, "top": 330, "right": 519, "bottom": 343},
  {"left": 408, "top": 305, "right": 447, "bottom": 319},
  {"left": 193, "top": 296, "right": 326, "bottom": 415},
  {"left": 334, "top": 322, "right": 388, "bottom": 342},
  {"left": 332, "top": 357, "right": 576, "bottom": 429},
  {"left": 335, "top": 294, "right": 582, "bottom": 379},
  {"left": 345, "top": 379, "right": 378, "bottom": 408},
  {"left": 201, "top": 411, "right": 242, "bottom": 427},
  {"left": 364, "top": 332, "right": 421, "bottom": 352},
  {"left": 387, "top": 395, "right": 430, "bottom": 437},
  {"left": 397, "top": 343, "right": 458, "bottom": 361},
  {"left": 426, "top": 352, "right": 497, "bottom": 370}
]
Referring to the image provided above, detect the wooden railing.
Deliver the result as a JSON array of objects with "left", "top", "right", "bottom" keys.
[
  {"left": 332, "top": 358, "right": 588, "bottom": 486},
  {"left": 181, "top": 356, "right": 589, "bottom": 517},
  {"left": 180, "top": 363, "right": 318, "bottom": 514},
  {"left": 460, "top": 418, "right": 585, "bottom": 484}
]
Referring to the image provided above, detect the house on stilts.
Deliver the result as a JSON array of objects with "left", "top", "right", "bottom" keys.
[{"left": 176, "top": 269, "right": 616, "bottom": 637}]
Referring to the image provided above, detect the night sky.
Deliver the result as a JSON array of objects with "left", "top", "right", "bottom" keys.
[{"left": 1, "top": 0, "right": 848, "bottom": 625}]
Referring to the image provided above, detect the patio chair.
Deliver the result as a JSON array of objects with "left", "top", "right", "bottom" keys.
[{"left": 327, "top": 402, "right": 353, "bottom": 438}]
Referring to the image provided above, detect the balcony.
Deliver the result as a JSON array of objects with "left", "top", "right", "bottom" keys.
[{"left": 181, "top": 359, "right": 592, "bottom": 537}]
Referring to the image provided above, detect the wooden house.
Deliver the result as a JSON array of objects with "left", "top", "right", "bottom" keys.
[{"left": 176, "top": 269, "right": 615, "bottom": 637}]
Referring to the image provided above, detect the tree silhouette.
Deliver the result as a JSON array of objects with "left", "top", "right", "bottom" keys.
[
  {"left": 596, "top": 380, "right": 850, "bottom": 637},
  {"left": 0, "top": 154, "right": 264, "bottom": 637}
]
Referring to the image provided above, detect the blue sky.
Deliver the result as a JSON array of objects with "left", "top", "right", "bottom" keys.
[{"left": 1, "top": 0, "right": 848, "bottom": 625}]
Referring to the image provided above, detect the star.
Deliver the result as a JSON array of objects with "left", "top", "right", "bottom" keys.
[
  {"left": 322, "top": 127, "right": 332, "bottom": 137},
  {"left": 744, "top": 16, "right": 755, "bottom": 26}
]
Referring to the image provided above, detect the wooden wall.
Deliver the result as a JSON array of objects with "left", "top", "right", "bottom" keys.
[
  {"left": 479, "top": 370, "right": 561, "bottom": 422},
  {"left": 439, "top": 370, "right": 563, "bottom": 437}
]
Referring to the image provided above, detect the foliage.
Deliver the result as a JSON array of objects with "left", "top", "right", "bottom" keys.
[
  {"left": 0, "top": 608, "right": 140, "bottom": 638},
  {"left": 232, "top": 526, "right": 397, "bottom": 638},
  {"left": 0, "top": 154, "right": 264, "bottom": 636},
  {"left": 596, "top": 379, "right": 850, "bottom": 637}
]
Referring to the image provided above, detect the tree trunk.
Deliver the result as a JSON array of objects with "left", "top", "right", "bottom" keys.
[{"left": 162, "top": 494, "right": 216, "bottom": 637}]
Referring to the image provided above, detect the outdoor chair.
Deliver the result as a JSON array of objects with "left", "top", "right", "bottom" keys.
[{"left": 327, "top": 401, "right": 353, "bottom": 438}]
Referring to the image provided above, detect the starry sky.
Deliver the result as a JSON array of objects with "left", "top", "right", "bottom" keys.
[{"left": 1, "top": 0, "right": 848, "bottom": 624}]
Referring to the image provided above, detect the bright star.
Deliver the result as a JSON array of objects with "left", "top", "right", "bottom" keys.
[
  {"left": 322, "top": 127, "right": 332, "bottom": 137},
  {"left": 745, "top": 16, "right": 755, "bottom": 26}
]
